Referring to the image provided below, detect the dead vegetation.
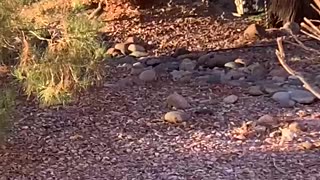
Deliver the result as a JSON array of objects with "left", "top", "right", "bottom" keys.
[
  {"left": 1, "top": 0, "right": 320, "bottom": 179},
  {"left": 276, "top": 0, "right": 320, "bottom": 99}
]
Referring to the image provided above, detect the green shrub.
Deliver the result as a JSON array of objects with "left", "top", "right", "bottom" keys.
[{"left": 14, "top": 14, "right": 106, "bottom": 106}]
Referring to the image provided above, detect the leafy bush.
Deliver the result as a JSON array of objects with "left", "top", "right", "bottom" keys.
[{"left": 14, "top": 14, "right": 106, "bottom": 106}]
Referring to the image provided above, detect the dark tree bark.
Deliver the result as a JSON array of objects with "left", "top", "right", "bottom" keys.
[{"left": 267, "top": 0, "right": 320, "bottom": 27}]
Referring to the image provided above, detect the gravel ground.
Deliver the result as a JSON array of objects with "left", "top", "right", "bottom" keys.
[{"left": 2, "top": 1, "right": 320, "bottom": 179}]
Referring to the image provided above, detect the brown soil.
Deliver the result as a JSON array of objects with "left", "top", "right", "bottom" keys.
[{"left": 1, "top": 0, "right": 320, "bottom": 179}]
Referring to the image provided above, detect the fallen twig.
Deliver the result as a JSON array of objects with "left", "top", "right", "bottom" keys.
[
  {"left": 275, "top": 37, "right": 320, "bottom": 99},
  {"left": 88, "top": 1, "right": 104, "bottom": 20},
  {"left": 284, "top": 29, "right": 320, "bottom": 55},
  {"left": 272, "top": 158, "right": 286, "bottom": 174}
]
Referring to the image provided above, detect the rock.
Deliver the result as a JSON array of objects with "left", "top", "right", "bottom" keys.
[
  {"left": 206, "top": 74, "right": 223, "bottom": 84},
  {"left": 133, "top": 62, "right": 145, "bottom": 68},
  {"left": 198, "top": 52, "right": 215, "bottom": 65},
  {"left": 272, "top": 91, "right": 295, "bottom": 107},
  {"left": 128, "top": 44, "right": 146, "bottom": 53},
  {"left": 224, "top": 62, "right": 241, "bottom": 69},
  {"left": 195, "top": 75, "right": 210, "bottom": 82},
  {"left": 177, "top": 52, "right": 205, "bottom": 60},
  {"left": 289, "top": 89, "right": 316, "bottom": 104},
  {"left": 299, "top": 141, "right": 313, "bottom": 150},
  {"left": 144, "top": 58, "right": 161, "bottom": 67},
  {"left": 172, "top": 47, "right": 190, "bottom": 58},
  {"left": 287, "top": 76, "right": 303, "bottom": 86},
  {"left": 179, "top": 74, "right": 193, "bottom": 83},
  {"left": 247, "top": 86, "right": 264, "bottom": 96},
  {"left": 281, "top": 22, "right": 300, "bottom": 34},
  {"left": 204, "top": 54, "right": 236, "bottom": 68},
  {"left": 139, "top": 69, "right": 156, "bottom": 82},
  {"left": 254, "top": 125, "right": 267, "bottom": 133},
  {"left": 243, "top": 24, "right": 266, "bottom": 40},
  {"left": 314, "top": 74, "right": 320, "bottom": 86},
  {"left": 234, "top": 58, "right": 251, "bottom": 66},
  {"left": 130, "top": 51, "right": 148, "bottom": 58},
  {"left": 125, "top": 36, "right": 142, "bottom": 44},
  {"left": 269, "top": 68, "right": 288, "bottom": 78},
  {"left": 116, "top": 56, "right": 137, "bottom": 65},
  {"left": 225, "top": 80, "right": 250, "bottom": 88},
  {"left": 131, "top": 67, "right": 144, "bottom": 75},
  {"left": 114, "top": 43, "right": 129, "bottom": 55},
  {"left": 106, "top": 47, "right": 116, "bottom": 55},
  {"left": 262, "top": 84, "right": 285, "bottom": 94},
  {"left": 223, "top": 95, "right": 238, "bottom": 104},
  {"left": 179, "top": 59, "right": 196, "bottom": 71},
  {"left": 170, "top": 70, "right": 192, "bottom": 81},
  {"left": 116, "top": 77, "right": 135, "bottom": 87},
  {"left": 247, "top": 63, "right": 267, "bottom": 81},
  {"left": 256, "top": 114, "right": 277, "bottom": 127},
  {"left": 164, "top": 111, "right": 190, "bottom": 123},
  {"left": 224, "top": 69, "right": 246, "bottom": 80},
  {"left": 155, "top": 61, "right": 180, "bottom": 73},
  {"left": 166, "top": 92, "right": 191, "bottom": 109},
  {"left": 272, "top": 76, "right": 287, "bottom": 82},
  {"left": 117, "top": 63, "right": 132, "bottom": 70}
]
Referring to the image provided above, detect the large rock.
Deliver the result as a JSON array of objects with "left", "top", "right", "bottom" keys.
[
  {"left": 269, "top": 68, "right": 289, "bottom": 78},
  {"left": 139, "top": 69, "right": 156, "bottom": 82},
  {"left": 289, "top": 89, "right": 316, "bottom": 104},
  {"left": 247, "top": 63, "right": 268, "bottom": 81},
  {"left": 125, "top": 36, "right": 143, "bottom": 44},
  {"left": 224, "top": 69, "right": 246, "bottom": 80},
  {"left": 272, "top": 91, "right": 295, "bottom": 107},
  {"left": 114, "top": 43, "right": 129, "bottom": 55},
  {"left": 243, "top": 24, "right": 266, "bottom": 40},
  {"left": 128, "top": 44, "right": 146, "bottom": 53},
  {"left": 116, "top": 55, "right": 137, "bottom": 65},
  {"left": 130, "top": 51, "right": 148, "bottom": 58},
  {"left": 164, "top": 111, "right": 190, "bottom": 123},
  {"left": 262, "top": 84, "right": 285, "bottom": 94},
  {"left": 224, "top": 62, "right": 242, "bottom": 69},
  {"left": 172, "top": 47, "right": 191, "bottom": 58},
  {"left": 256, "top": 114, "right": 277, "bottom": 127},
  {"left": 204, "top": 54, "right": 237, "bottom": 68},
  {"left": 170, "top": 70, "right": 192, "bottom": 81},
  {"left": 166, "top": 92, "right": 191, "bottom": 109},
  {"left": 198, "top": 52, "right": 215, "bottom": 65},
  {"left": 178, "top": 52, "right": 206, "bottom": 60},
  {"left": 247, "top": 85, "right": 264, "bottom": 96},
  {"left": 154, "top": 61, "right": 180, "bottom": 73},
  {"left": 223, "top": 95, "right": 238, "bottom": 104},
  {"left": 179, "top": 58, "right": 196, "bottom": 71}
]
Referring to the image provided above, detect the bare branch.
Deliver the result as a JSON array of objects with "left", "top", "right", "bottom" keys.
[
  {"left": 304, "top": 17, "right": 320, "bottom": 36},
  {"left": 283, "top": 39, "right": 320, "bottom": 55},
  {"left": 88, "top": 1, "right": 103, "bottom": 20},
  {"left": 276, "top": 37, "right": 320, "bottom": 99},
  {"left": 301, "top": 28, "right": 320, "bottom": 41},
  {"left": 310, "top": 4, "right": 320, "bottom": 15},
  {"left": 283, "top": 29, "right": 320, "bottom": 55}
]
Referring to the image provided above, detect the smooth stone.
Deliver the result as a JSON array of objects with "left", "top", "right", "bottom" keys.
[{"left": 289, "top": 89, "right": 316, "bottom": 104}]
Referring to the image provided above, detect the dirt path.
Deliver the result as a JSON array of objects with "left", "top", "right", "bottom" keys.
[{"left": 2, "top": 2, "right": 320, "bottom": 179}]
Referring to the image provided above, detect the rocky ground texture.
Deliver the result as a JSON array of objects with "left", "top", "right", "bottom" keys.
[{"left": 2, "top": 1, "right": 320, "bottom": 179}]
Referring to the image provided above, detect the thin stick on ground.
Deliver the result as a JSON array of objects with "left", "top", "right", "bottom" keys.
[
  {"left": 283, "top": 29, "right": 320, "bottom": 55},
  {"left": 88, "top": 1, "right": 104, "bottom": 20},
  {"left": 272, "top": 158, "right": 286, "bottom": 174},
  {"left": 275, "top": 37, "right": 320, "bottom": 99}
]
